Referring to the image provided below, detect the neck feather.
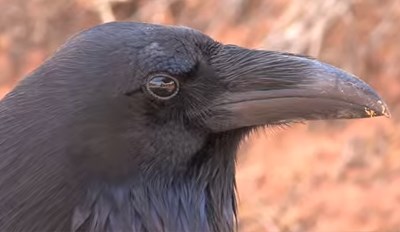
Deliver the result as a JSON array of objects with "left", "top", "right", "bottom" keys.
[{"left": 73, "top": 131, "right": 246, "bottom": 232}]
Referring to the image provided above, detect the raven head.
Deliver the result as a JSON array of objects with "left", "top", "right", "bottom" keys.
[{"left": 46, "top": 23, "right": 388, "bottom": 180}]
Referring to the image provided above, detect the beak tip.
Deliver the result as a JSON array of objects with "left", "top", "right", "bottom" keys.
[{"left": 365, "top": 99, "right": 391, "bottom": 119}]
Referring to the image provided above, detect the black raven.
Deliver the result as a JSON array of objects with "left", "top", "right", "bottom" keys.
[{"left": 0, "top": 22, "right": 389, "bottom": 232}]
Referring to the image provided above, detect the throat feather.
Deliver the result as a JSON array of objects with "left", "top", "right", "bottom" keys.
[{"left": 73, "top": 131, "right": 244, "bottom": 232}]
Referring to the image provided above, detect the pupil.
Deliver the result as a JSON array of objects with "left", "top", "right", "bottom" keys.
[{"left": 149, "top": 76, "right": 177, "bottom": 97}]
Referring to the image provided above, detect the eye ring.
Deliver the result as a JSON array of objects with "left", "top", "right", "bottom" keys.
[{"left": 145, "top": 74, "right": 180, "bottom": 100}]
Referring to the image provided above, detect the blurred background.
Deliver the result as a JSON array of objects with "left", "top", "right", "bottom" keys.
[{"left": 0, "top": 0, "right": 399, "bottom": 231}]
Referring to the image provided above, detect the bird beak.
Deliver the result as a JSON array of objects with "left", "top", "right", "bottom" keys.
[{"left": 206, "top": 45, "right": 390, "bottom": 132}]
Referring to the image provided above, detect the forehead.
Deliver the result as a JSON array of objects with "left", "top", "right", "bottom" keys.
[
  {"left": 62, "top": 22, "right": 216, "bottom": 85},
  {"left": 131, "top": 24, "right": 215, "bottom": 75}
]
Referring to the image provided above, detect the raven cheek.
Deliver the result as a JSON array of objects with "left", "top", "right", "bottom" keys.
[{"left": 206, "top": 45, "right": 390, "bottom": 132}]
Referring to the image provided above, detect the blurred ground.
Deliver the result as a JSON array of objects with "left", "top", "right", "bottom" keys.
[{"left": 0, "top": 0, "right": 399, "bottom": 231}]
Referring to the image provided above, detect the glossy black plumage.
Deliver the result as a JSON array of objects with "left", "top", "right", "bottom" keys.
[{"left": 0, "top": 22, "right": 388, "bottom": 232}]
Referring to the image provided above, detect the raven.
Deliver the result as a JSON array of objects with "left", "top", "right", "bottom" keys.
[{"left": 0, "top": 22, "right": 389, "bottom": 232}]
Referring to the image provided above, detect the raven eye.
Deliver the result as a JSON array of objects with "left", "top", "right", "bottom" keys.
[{"left": 146, "top": 75, "right": 179, "bottom": 100}]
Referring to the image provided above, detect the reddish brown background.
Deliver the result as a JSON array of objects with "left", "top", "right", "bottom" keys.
[{"left": 1, "top": 0, "right": 399, "bottom": 231}]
